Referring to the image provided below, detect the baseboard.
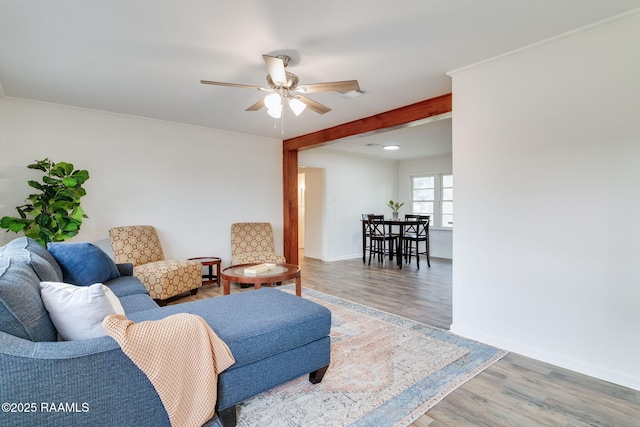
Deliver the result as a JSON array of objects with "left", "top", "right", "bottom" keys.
[
  {"left": 324, "top": 254, "right": 362, "bottom": 262},
  {"left": 429, "top": 251, "right": 451, "bottom": 259},
  {"left": 321, "top": 253, "right": 453, "bottom": 262},
  {"left": 450, "top": 324, "right": 640, "bottom": 391}
]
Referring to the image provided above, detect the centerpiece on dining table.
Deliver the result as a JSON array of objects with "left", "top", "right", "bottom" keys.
[{"left": 387, "top": 200, "right": 404, "bottom": 219}]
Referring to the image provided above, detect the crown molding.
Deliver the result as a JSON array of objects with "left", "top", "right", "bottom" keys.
[{"left": 448, "top": 7, "right": 640, "bottom": 77}]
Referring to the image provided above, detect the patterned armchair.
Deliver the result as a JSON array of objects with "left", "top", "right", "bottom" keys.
[
  {"left": 231, "top": 222, "right": 286, "bottom": 265},
  {"left": 109, "top": 225, "right": 201, "bottom": 303}
]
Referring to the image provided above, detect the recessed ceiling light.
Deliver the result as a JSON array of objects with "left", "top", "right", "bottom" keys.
[{"left": 383, "top": 145, "right": 400, "bottom": 150}]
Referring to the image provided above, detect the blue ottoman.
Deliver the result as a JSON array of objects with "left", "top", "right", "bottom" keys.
[{"left": 129, "top": 288, "right": 332, "bottom": 426}]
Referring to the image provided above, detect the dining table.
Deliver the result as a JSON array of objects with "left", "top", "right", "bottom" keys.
[{"left": 361, "top": 218, "right": 425, "bottom": 269}]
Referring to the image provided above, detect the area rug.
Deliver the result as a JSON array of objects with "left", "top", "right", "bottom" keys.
[{"left": 214, "top": 286, "right": 507, "bottom": 427}]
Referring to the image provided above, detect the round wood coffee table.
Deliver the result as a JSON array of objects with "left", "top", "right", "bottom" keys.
[{"left": 220, "top": 263, "right": 301, "bottom": 296}]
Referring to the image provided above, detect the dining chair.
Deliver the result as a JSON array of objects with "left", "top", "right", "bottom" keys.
[
  {"left": 367, "top": 215, "right": 397, "bottom": 267},
  {"left": 402, "top": 214, "right": 420, "bottom": 241},
  {"left": 361, "top": 213, "right": 375, "bottom": 263},
  {"left": 403, "top": 215, "right": 431, "bottom": 268}
]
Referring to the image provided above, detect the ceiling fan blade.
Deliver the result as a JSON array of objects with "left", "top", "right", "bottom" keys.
[
  {"left": 296, "top": 80, "right": 360, "bottom": 94},
  {"left": 245, "top": 98, "right": 265, "bottom": 111},
  {"left": 200, "top": 80, "right": 271, "bottom": 91},
  {"left": 296, "top": 95, "right": 331, "bottom": 114},
  {"left": 262, "top": 55, "right": 287, "bottom": 86}
]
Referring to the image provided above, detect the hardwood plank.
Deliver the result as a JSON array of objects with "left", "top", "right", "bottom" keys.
[
  {"left": 409, "top": 414, "right": 446, "bottom": 427},
  {"left": 420, "top": 399, "right": 496, "bottom": 427},
  {"left": 300, "top": 255, "right": 453, "bottom": 328},
  {"left": 457, "top": 362, "right": 594, "bottom": 426},
  {"left": 492, "top": 354, "right": 639, "bottom": 411},
  {"left": 433, "top": 387, "right": 545, "bottom": 426}
]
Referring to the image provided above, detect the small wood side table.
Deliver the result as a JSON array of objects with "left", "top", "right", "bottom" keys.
[{"left": 188, "top": 257, "right": 221, "bottom": 286}]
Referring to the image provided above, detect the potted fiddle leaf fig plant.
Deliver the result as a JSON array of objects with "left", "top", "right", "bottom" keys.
[
  {"left": 0, "top": 158, "right": 90, "bottom": 246},
  {"left": 387, "top": 200, "right": 404, "bottom": 219}
]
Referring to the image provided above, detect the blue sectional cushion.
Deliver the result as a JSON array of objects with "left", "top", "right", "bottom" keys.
[
  {"left": 119, "top": 293, "right": 161, "bottom": 314},
  {"left": 0, "top": 237, "right": 62, "bottom": 282},
  {"left": 0, "top": 258, "right": 57, "bottom": 342},
  {"left": 115, "top": 262, "right": 134, "bottom": 277},
  {"left": 47, "top": 242, "right": 120, "bottom": 286},
  {"left": 103, "top": 275, "right": 149, "bottom": 298},
  {"left": 128, "top": 288, "right": 332, "bottom": 369}
]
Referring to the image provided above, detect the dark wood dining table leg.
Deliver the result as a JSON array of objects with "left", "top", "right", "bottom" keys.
[
  {"left": 397, "top": 226, "right": 403, "bottom": 269},
  {"left": 387, "top": 223, "right": 394, "bottom": 262},
  {"left": 362, "top": 220, "right": 366, "bottom": 263}
]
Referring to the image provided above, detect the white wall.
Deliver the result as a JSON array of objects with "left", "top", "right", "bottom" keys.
[
  {"left": 449, "top": 12, "right": 640, "bottom": 389},
  {"left": 399, "top": 154, "right": 453, "bottom": 259},
  {"left": 299, "top": 147, "right": 398, "bottom": 261},
  {"left": 0, "top": 98, "right": 283, "bottom": 265}
]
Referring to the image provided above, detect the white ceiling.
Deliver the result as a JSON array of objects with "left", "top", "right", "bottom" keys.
[
  {"left": 323, "top": 113, "right": 453, "bottom": 161},
  {"left": 1, "top": 0, "right": 639, "bottom": 159}
]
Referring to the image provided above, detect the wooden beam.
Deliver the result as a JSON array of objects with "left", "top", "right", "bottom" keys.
[
  {"left": 283, "top": 93, "right": 452, "bottom": 151},
  {"left": 282, "top": 148, "right": 298, "bottom": 265},
  {"left": 282, "top": 93, "right": 452, "bottom": 266}
]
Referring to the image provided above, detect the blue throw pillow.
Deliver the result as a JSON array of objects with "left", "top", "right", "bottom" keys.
[{"left": 47, "top": 242, "right": 120, "bottom": 286}]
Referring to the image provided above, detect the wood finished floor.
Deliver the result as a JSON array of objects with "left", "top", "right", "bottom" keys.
[{"left": 172, "top": 254, "right": 640, "bottom": 426}]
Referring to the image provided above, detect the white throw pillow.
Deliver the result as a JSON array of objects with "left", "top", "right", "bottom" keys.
[{"left": 39, "top": 281, "right": 125, "bottom": 341}]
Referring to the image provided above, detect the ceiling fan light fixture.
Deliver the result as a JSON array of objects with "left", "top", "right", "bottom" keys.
[
  {"left": 267, "top": 104, "right": 282, "bottom": 119},
  {"left": 201, "top": 53, "right": 360, "bottom": 120},
  {"left": 288, "top": 97, "right": 307, "bottom": 116},
  {"left": 264, "top": 93, "right": 282, "bottom": 109}
]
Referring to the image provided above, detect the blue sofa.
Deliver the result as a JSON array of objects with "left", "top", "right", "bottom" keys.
[{"left": 0, "top": 237, "right": 331, "bottom": 427}]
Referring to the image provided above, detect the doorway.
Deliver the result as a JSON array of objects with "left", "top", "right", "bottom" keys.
[{"left": 298, "top": 166, "right": 325, "bottom": 260}]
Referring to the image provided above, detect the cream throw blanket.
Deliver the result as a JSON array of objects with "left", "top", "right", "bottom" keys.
[{"left": 103, "top": 313, "right": 235, "bottom": 427}]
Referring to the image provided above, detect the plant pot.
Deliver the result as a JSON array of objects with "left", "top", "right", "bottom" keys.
[{"left": 392, "top": 211, "right": 399, "bottom": 219}]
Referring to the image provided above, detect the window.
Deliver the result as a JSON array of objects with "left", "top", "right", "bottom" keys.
[
  {"left": 411, "top": 176, "right": 434, "bottom": 218},
  {"left": 411, "top": 174, "right": 453, "bottom": 228},
  {"left": 441, "top": 174, "right": 453, "bottom": 228}
]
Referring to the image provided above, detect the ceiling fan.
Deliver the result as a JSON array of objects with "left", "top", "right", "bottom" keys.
[{"left": 201, "top": 54, "right": 360, "bottom": 118}]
